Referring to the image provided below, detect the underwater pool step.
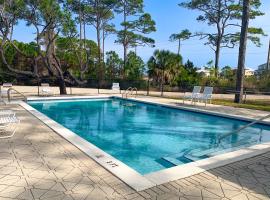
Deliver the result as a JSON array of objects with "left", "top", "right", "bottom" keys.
[
  {"left": 161, "top": 157, "right": 184, "bottom": 166},
  {"left": 186, "top": 142, "right": 255, "bottom": 161},
  {"left": 184, "top": 154, "right": 209, "bottom": 162},
  {"left": 161, "top": 156, "right": 193, "bottom": 166},
  {"left": 187, "top": 149, "right": 215, "bottom": 159}
]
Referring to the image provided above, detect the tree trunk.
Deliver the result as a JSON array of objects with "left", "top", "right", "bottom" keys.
[
  {"left": 102, "top": 28, "right": 105, "bottom": 63},
  {"left": 177, "top": 39, "right": 181, "bottom": 55},
  {"left": 97, "top": 20, "right": 102, "bottom": 82},
  {"left": 267, "top": 38, "right": 270, "bottom": 70},
  {"left": 123, "top": 2, "right": 127, "bottom": 78},
  {"left": 46, "top": 29, "right": 56, "bottom": 69},
  {"left": 235, "top": 0, "right": 250, "bottom": 103},
  {"left": 214, "top": 36, "right": 221, "bottom": 78},
  {"left": 58, "top": 77, "right": 67, "bottom": 95},
  {"left": 214, "top": 0, "right": 222, "bottom": 78},
  {"left": 79, "top": 0, "right": 83, "bottom": 80},
  {"left": 83, "top": 16, "right": 86, "bottom": 49},
  {"left": 161, "top": 69, "right": 165, "bottom": 96},
  {"left": 123, "top": 43, "right": 127, "bottom": 78}
]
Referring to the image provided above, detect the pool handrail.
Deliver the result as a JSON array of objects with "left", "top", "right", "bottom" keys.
[
  {"left": 122, "top": 87, "right": 137, "bottom": 98},
  {"left": 131, "top": 87, "right": 138, "bottom": 97},
  {"left": 122, "top": 87, "right": 132, "bottom": 98},
  {"left": 7, "top": 88, "right": 27, "bottom": 102},
  {"left": 217, "top": 114, "right": 270, "bottom": 143}
]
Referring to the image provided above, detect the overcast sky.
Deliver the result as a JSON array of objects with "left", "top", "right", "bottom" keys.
[{"left": 12, "top": 0, "right": 270, "bottom": 70}]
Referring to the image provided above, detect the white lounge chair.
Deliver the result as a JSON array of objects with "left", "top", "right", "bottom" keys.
[
  {"left": 40, "top": 83, "right": 53, "bottom": 96},
  {"left": 0, "top": 83, "right": 13, "bottom": 98},
  {"left": 0, "top": 96, "right": 6, "bottom": 105},
  {"left": 196, "top": 86, "right": 213, "bottom": 106},
  {"left": 0, "top": 110, "right": 15, "bottom": 117},
  {"left": 0, "top": 114, "right": 20, "bottom": 139},
  {"left": 112, "top": 83, "right": 120, "bottom": 93},
  {"left": 183, "top": 86, "right": 201, "bottom": 104}
]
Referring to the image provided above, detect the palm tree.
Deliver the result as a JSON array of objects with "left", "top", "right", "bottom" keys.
[
  {"left": 235, "top": 0, "right": 250, "bottom": 103},
  {"left": 148, "top": 50, "right": 182, "bottom": 96}
]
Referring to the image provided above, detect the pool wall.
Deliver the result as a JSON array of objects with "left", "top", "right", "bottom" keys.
[{"left": 21, "top": 95, "right": 270, "bottom": 191}]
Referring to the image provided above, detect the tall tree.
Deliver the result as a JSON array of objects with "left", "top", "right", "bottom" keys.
[
  {"left": 267, "top": 38, "right": 270, "bottom": 70},
  {"left": 84, "top": 0, "right": 117, "bottom": 83},
  {"left": 235, "top": 0, "right": 250, "bottom": 103},
  {"left": 65, "top": 0, "right": 89, "bottom": 80},
  {"left": 102, "top": 23, "right": 115, "bottom": 62},
  {"left": 169, "top": 29, "right": 191, "bottom": 55},
  {"left": 115, "top": 0, "right": 156, "bottom": 73},
  {"left": 23, "top": 0, "right": 78, "bottom": 94},
  {"left": 179, "top": 0, "right": 265, "bottom": 77}
]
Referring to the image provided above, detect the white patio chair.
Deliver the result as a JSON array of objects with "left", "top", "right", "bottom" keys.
[
  {"left": 40, "top": 83, "right": 53, "bottom": 96},
  {"left": 0, "top": 83, "right": 13, "bottom": 98},
  {"left": 0, "top": 115, "right": 20, "bottom": 139},
  {"left": 196, "top": 86, "right": 213, "bottom": 106},
  {"left": 111, "top": 83, "right": 120, "bottom": 93},
  {"left": 183, "top": 86, "right": 201, "bottom": 104}
]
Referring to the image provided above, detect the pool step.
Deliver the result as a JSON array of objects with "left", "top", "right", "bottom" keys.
[
  {"left": 187, "top": 148, "right": 215, "bottom": 158},
  {"left": 204, "top": 143, "right": 252, "bottom": 157},
  {"left": 161, "top": 157, "right": 184, "bottom": 166},
  {"left": 184, "top": 142, "right": 255, "bottom": 162},
  {"left": 155, "top": 158, "right": 175, "bottom": 168},
  {"left": 161, "top": 156, "right": 193, "bottom": 166},
  {"left": 184, "top": 154, "right": 209, "bottom": 162}
]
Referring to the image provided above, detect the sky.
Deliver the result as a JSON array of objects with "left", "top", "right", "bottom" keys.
[{"left": 12, "top": 0, "right": 270, "bottom": 70}]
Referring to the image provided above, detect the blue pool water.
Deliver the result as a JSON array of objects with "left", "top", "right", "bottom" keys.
[{"left": 28, "top": 98, "right": 270, "bottom": 174}]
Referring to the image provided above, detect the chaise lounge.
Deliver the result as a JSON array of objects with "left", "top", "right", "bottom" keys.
[
  {"left": 183, "top": 86, "right": 201, "bottom": 104},
  {"left": 0, "top": 110, "right": 20, "bottom": 139}
]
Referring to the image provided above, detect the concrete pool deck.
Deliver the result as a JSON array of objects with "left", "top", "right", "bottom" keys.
[
  {"left": 1, "top": 97, "right": 270, "bottom": 199},
  {"left": 6, "top": 85, "right": 270, "bottom": 101}
]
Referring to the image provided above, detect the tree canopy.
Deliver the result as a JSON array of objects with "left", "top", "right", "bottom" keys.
[{"left": 179, "top": 0, "right": 265, "bottom": 77}]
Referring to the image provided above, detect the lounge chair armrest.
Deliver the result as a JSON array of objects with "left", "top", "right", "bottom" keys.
[
  {"left": 194, "top": 92, "right": 201, "bottom": 97},
  {"left": 205, "top": 94, "right": 212, "bottom": 99}
]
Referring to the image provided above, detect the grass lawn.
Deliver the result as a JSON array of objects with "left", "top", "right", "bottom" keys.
[
  {"left": 148, "top": 94, "right": 270, "bottom": 112},
  {"left": 212, "top": 99, "right": 270, "bottom": 112}
]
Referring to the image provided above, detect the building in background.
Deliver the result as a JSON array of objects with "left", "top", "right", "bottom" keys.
[
  {"left": 255, "top": 63, "right": 269, "bottom": 75},
  {"left": 196, "top": 68, "right": 211, "bottom": 77},
  {"left": 244, "top": 68, "right": 255, "bottom": 77}
]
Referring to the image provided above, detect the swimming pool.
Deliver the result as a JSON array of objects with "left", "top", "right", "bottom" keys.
[{"left": 28, "top": 97, "right": 270, "bottom": 175}]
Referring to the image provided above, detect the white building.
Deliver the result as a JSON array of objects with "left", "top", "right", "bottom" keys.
[
  {"left": 196, "top": 68, "right": 211, "bottom": 77},
  {"left": 244, "top": 68, "right": 255, "bottom": 77}
]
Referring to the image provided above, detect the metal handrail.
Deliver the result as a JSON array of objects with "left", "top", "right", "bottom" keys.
[
  {"left": 122, "top": 87, "right": 138, "bottom": 98},
  {"left": 122, "top": 87, "right": 132, "bottom": 98},
  {"left": 218, "top": 114, "right": 270, "bottom": 143},
  {"left": 131, "top": 87, "right": 138, "bottom": 97},
  {"left": 7, "top": 88, "right": 27, "bottom": 102}
]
